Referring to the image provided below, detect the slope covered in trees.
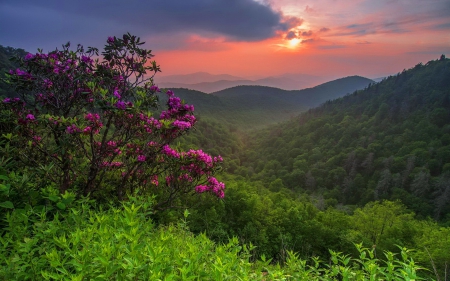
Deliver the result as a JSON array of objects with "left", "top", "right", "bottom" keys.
[
  {"left": 164, "top": 76, "right": 373, "bottom": 129},
  {"left": 240, "top": 56, "right": 450, "bottom": 221},
  {"left": 0, "top": 45, "right": 27, "bottom": 97}
]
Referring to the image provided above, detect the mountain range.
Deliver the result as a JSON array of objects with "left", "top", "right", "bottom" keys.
[
  {"left": 156, "top": 72, "right": 332, "bottom": 93},
  {"left": 161, "top": 75, "right": 374, "bottom": 129}
]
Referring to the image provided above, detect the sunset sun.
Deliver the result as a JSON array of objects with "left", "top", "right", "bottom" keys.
[{"left": 287, "top": 38, "right": 301, "bottom": 49}]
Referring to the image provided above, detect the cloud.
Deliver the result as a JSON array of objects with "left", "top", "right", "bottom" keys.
[
  {"left": 301, "top": 38, "right": 315, "bottom": 44},
  {"left": 285, "top": 31, "right": 297, "bottom": 40},
  {"left": 343, "top": 23, "right": 375, "bottom": 36},
  {"left": 281, "top": 16, "right": 304, "bottom": 30},
  {"left": 301, "top": 30, "right": 313, "bottom": 37},
  {"left": 317, "top": 44, "right": 346, "bottom": 50},
  {"left": 0, "top": 0, "right": 303, "bottom": 51},
  {"left": 319, "top": 27, "right": 330, "bottom": 33},
  {"left": 432, "top": 22, "right": 450, "bottom": 30},
  {"left": 304, "top": 5, "right": 315, "bottom": 14}
]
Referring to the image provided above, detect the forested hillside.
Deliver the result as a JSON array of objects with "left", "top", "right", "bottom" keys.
[
  {"left": 239, "top": 56, "right": 450, "bottom": 221},
  {"left": 164, "top": 76, "right": 373, "bottom": 129},
  {"left": 0, "top": 45, "right": 27, "bottom": 97}
]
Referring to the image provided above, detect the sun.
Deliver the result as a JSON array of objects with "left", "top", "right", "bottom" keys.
[{"left": 287, "top": 38, "right": 301, "bottom": 49}]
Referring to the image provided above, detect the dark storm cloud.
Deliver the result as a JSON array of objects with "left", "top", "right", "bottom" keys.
[{"left": 0, "top": 0, "right": 298, "bottom": 51}]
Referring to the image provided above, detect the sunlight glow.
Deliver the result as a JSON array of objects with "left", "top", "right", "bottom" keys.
[{"left": 288, "top": 38, "right": 301, "bottom": 49}]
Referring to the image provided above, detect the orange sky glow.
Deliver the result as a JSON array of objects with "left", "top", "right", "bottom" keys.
[
  {"left": 151, "top": 0, "right": 450, "bottom": 78},
  {"left": 1, "top": 0, "right": 449, "bottom": 79}
]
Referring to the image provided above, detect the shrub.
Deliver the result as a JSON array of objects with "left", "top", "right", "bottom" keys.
[{"left": 1, "top": 33, "right": 224, "bottom": 210}]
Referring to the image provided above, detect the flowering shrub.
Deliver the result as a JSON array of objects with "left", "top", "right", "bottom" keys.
[{"left": 2, "top": 33, "right": 224, "bottom": 209}]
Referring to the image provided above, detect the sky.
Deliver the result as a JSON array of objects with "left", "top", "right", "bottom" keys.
[{"left": 1, "top": 0, "right": 450, "bottom": 79}]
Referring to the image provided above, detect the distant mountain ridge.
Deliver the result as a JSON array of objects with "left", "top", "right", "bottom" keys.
[
  {"left": 211, "top": 75, "right": 374, "bottom": 107},
  {"left": 157, "top": 72, "right": 329, "bottom": 93},
  {"left": 162, "top": 75, "right": 374, "bottom": 129},
  {"left": 157, "top": 72, "right": 245, "bottom": 84}
]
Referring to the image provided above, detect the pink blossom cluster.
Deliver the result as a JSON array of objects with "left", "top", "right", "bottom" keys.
[
  {"left": 179, "top": 149, "right": 223, "bottom": 176},
  {"left": 3, "top": 33, "right": 226, "bottom": 203},
  {"left": 66, "top": 124, "right": 81, "bottom": 134},
  {"left": 103, "top": 141, "right": 122, "bottom": 157},
  {"left": 2, "top": 97, "right": 21, "bottom": 103},
  {"left": 150, "top": 85, "right": 160, "bottom": 93},
  {"left": 162, "top": 144, "right": 180, "bottom": 158},
  {"left": 195, "top": 177, "right": 225, "bottom": 198},
  {"left": 85, "top": 113, "right": 100, "bottom": 122},
  {"left": 159, "top": 90, "right": 196, "bottom": 123},
  {"left": 172, "top": 120, "right": 192, "bottom": 130},
  {"left": 9, "top": 68, "right": 32, "bottom": 80}
]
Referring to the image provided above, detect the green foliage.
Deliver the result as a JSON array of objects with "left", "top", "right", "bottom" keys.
[
  {"left": 240, "top": 57, "right": 450, "bottom": 221},
  {"left": 0, "top": 45, "right": 27, "bottom": 97},
  {"left": 0, "top": 197, "right": 429, "bottom": 280}
]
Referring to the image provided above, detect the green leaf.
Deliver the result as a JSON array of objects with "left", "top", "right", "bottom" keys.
[
  {"left": 56, "top": 202, "right": 66, "bottom": 210},
  {"left": 0, "top": 201, "right": 14, "bottom": 209},
  {"left": 48, "top": 195, "right": 60, "bottom": 202}
]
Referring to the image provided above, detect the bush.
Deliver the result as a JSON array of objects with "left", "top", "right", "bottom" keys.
[
  {"left": 0, "top": 196, "right": 428, "bottom": 280},
  {"left": 1, "top": 33, "right": 224, "bottom": 210}
]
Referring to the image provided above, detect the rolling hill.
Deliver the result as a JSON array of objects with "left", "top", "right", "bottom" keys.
[
  {"left": 162, "top": 75, "right": 373, "bottom": 129},
  {"left": 240, "top": 56, "right": 450, "bottom": 220},
  {"left": 157, "top": 72, "right": 329, "bottom": 92}
]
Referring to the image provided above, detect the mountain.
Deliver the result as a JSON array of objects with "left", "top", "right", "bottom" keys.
[
  {"left": 157, "top": 72, "right": 329, "bottom": 93},
  {"left": 156, "top": 72, "right": 245, "bottom": 84},
  {"left": 159, "top": 79, "right": 252, "bottom": 93},
  {"left": 163, "top": 75, "right": 373, "bottom": 129},
  {"left": 240, "top": 57, "right": 450, "bottom": 220},
  {"left": 212, "top": 75, "right": 374, "bottom": 108}
]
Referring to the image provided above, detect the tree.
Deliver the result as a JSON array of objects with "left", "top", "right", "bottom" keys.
[
  {"left": 1, "top": 34, "right": 225, "bottom": 210},
  {"left": 351, "top": 200, "right": 414, "bottom": 250}
]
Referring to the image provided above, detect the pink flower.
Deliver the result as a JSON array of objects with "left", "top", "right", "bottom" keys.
[
  {"left": 26, "top": 114, "right": 35, "bottom": 120},
  {"left": 115, "top": 101, "right": 126, "bottom": 110},
  {"left": 83, "top": 126, "right": 92, "bottom": 134},
  {"left": 24, "top": 53, "right": 35, "bottom": 60},
  {"left": 195, "top": 185, "right": 208, "bottom": 193},
  {"left": 81, "top": 56, "right": 92, "bottom": 64},
  {"left": 113, "top": 88, "right": 121, "bottom": 99},
  {"left": 66, "top": 124, "right": 80, "bottom": 134},
  {"left": 173, "top": 120, "right": 192, "bottom": 130},
  {"left": 137, "top": 155, "right": 146, "bottom": 162},
  {"left": 150, "top": 85, "right": 160, "bottom": 93},
  {"left": 162, "top": 145, "right": 180, "bottom": 158}
]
